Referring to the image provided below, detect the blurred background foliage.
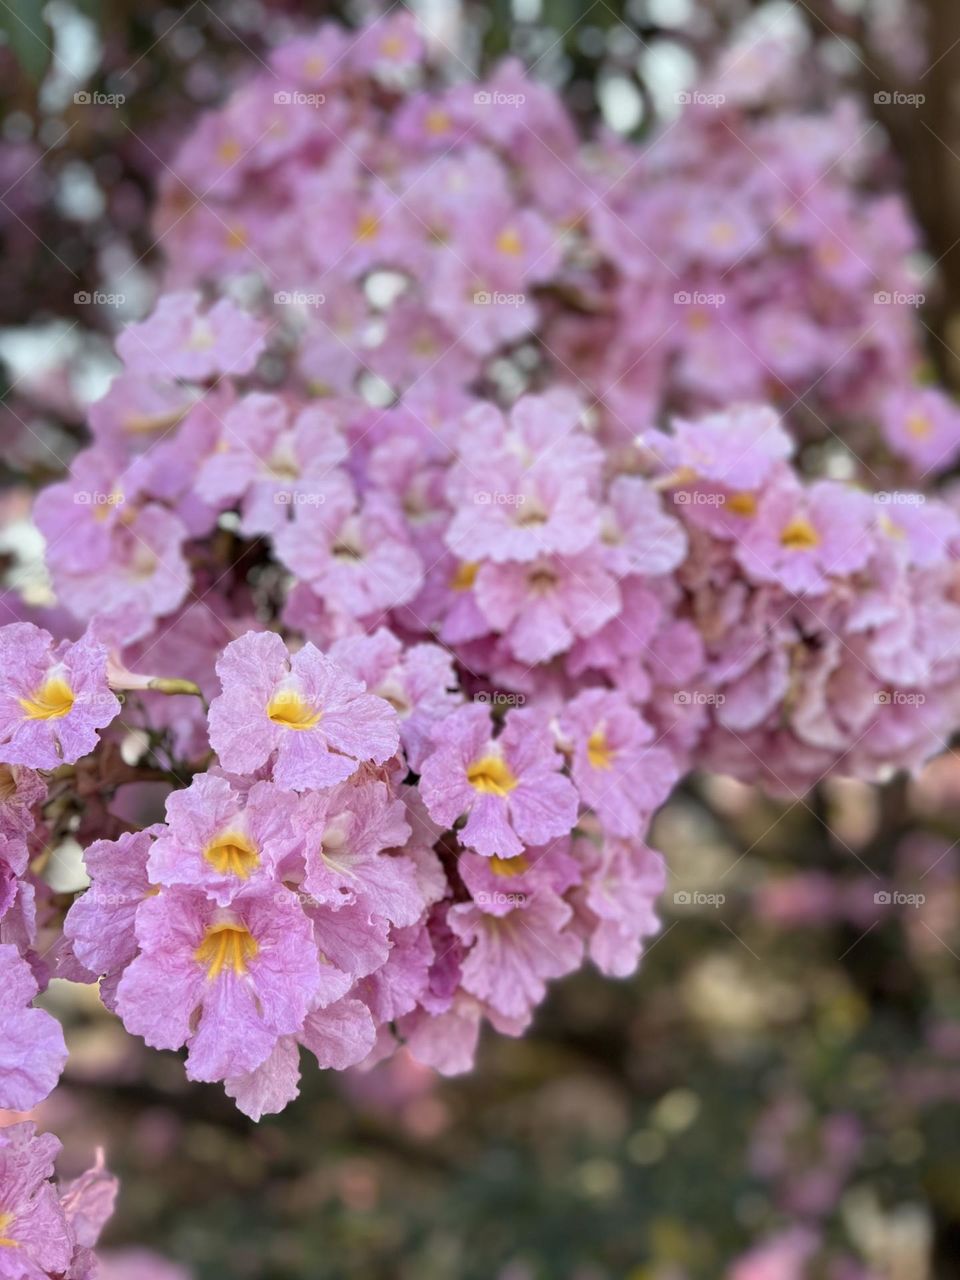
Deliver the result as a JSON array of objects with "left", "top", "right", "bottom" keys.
[{"left": 5, "top": 1, "right": 960, "bottom": 1277}]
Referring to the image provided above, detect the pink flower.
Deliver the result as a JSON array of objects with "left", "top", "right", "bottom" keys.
[
  {"left": 195, "top": 393, "right": 346, "bottom": 536},
  {"left": 560, "top": 689, "right": 678, "bottom": 837},
  {"left": 148, "top": 776, "right": 302, "bottom": 906},
  {"left": 0, "top": 943, "right": 67, "bottom": 1110},
  {"left": 223, "top": 994, "right": 376, "bottom": 1120},
  {"left": 457, "top": 838, "right": 581, "bottom": 915},
  {"left": 116, "top": 292, "right": 266, "bottom": 382},
  {"left": 736, "top": 479, "right": 876, "bottom": 595},
  {"left": 600, "top": 477, "right": 688, "bottom": 577},
  {"left": 0, "top": 624, "right": 120, "bottom": 769},
  {"left": 0, "top": 766, "right": 45, "bottom": 841},
  {"left": 208, "top": 631, "right": 399, "bottom": 791},
  {"left": 0, "top": 1124, "right": 74, "bottom": 1275},
  {"left": 47, "top": 504, "right": 190, "bottom": 646},
  {"left": 63, "top": 827, "right": 162, "bottom": 1004},
  {"left": 573, "top": 837, "right": 665, "bottom": 977},
  {"left": 475, "top": 550, "right": 620, "bottom": 664},
  {"left": 646, "top": 404, "right": 794, "bottom": 490},
  {"left": 298, "top": 779, "right": 423, "bottom": 927},
  {"left": 445, "top": 465, "right": 601, "bottom": 564},
  {"left": 418, "top": 704, "right": 578, "bottom": 858},
  {"left": 448, "top": 890, "right": 583, "bottom": 1022},
  {"left": 881, "top": 385, "right": 960, "bottom": 474},
  {"left": 328, "top": 628, "right": 461, "bottom": 769},
  {"left": 274, "top": 484, "right": 423, "bottom": 618},
  {"left": 116, "top": 882, "right": 320, "bottom": 1083}
]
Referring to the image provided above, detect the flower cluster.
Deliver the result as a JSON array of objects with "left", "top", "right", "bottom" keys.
[
  {"left": 151, "top": 12, "right": 959, "bottom": 477},
  {"left": 5, "top": 12, "right": 960, "bottom": 1139}
]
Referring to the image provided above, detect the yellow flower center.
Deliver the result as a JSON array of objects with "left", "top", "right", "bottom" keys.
[
  {"left": 217, "top": 138, "right": 241, "bottom": 165},
  {"left": 450, "top": 561, "right": 479, "bottom": 591},
  {"left": 124, "top": 406, "right": 188, "bottom": 436},
  {"left": 19, "top": 676, "right": 75, "bottom": 721},
  {"left": 587, "top": 727, "right": 615, "bottom": 770},
  {"left": 356, "top": 211, "right": 380, "bottom": 241},
  {"left": 725, "top": 491, "right": 758, "bottom": 517},
  {"left": 710, "top": 220, "right": 736, "bottom": 246},
  {"left": 203, "top": 831, "right": 260, "bottom": 879},
  {"left": 195, "top": 923, "right": 259, "bottom": 979},
  {"left": 225, "top": 224, "right": 248, "bottom": 250},
  {"left": 780, "top": 516, "right": 820, "bottom": 551},
  {"left": 266, "top": 689, "right": 322, "bottom": 730},
  {"left": 906, "top": 411, "right": 932, "bottom": 439},
  {"left": 0, "top": 1211, "right": 16, "bottom": 1247},
  {"left": 466, "top": 754, "right": 518, "bottom": 796},
  {"left": 490, "top": 854, "right": 529, "bottom": 877},
  {"left": 496, "top": 227, "right": 523, "bottom": 256},
  {"left": 380, "top": 33, "right": 406, "bottom": 57},
  {"left": 425, "top": 108, "right": 451, "bottom": 135}
]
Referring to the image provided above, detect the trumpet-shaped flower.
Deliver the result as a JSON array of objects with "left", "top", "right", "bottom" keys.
[
  {"left": 207, "top": 631, "right": 399, "bottom": 791},
  {"left": 0, "top": 625, "right": 120, "bottom": 770}
]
